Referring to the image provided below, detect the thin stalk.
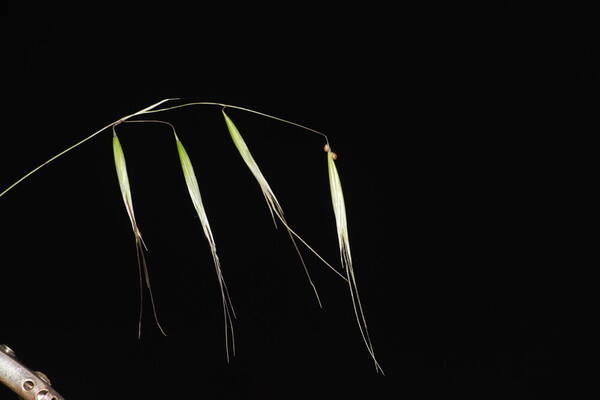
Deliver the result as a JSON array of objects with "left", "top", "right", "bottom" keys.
[
  {"left": 0, "top": 99, "right": 328, "bottom": 199},
  {"left": 0, "top": 121, "right": 113, "bottom": 198},
  {"left": 0, "top": 98, "right": 177, "bottom": 198},
  {"left": 140, "top": 101, "right": 330, "bottom": 145},
  {"left": 123, "top": 119, "right": 178, "bottom": 135}
]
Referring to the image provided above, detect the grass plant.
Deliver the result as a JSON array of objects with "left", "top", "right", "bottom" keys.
[{"left": 0, "top": 99, "right": 383, "bottom": 373}]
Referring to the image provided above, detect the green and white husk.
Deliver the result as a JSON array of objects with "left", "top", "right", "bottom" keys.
[
  {"left": 327, "top": 149, "right": 384, "bottom": 374},
  {"left": 223, "top": 111, "right": 346, "bottom": 307},
  {"left": 0, "top": 98, "right": 381, "bottom": 371},
  {"left": 113, "top": 128, "right": 166, "bottom": 338},
  {"left": 175, "top": 133, "right": 236, "bottom": 362}
]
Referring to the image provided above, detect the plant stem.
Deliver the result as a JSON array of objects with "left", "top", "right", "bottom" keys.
[
  {"left": 0, "top": 99, "right": 329, "bottom": 199},
  {"left": 140, "top": 101, "right": 330, "bottom": 144},
  {"left": 121, "top": 119, "right": 179, "bottom": 139},
  {"left": 0, "top": 98, "right": 176, "bottom": 198},
  {"left": 0, "top": 121, "right": 112, "bottom": 198}
]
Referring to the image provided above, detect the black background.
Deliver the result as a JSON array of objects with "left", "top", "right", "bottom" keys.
[{"left": 0, "top": 2, "right": 589, "bottom": 399}]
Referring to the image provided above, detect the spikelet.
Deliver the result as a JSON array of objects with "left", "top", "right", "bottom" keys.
[
  {"left": 175, "top": 134, "right": 236, "bottom": 361},
  {"left": 223, "top": 111, "right": 346, "bottom": 307},
  {"left": 326, "top": 147, "right": 383, "bottom": 374},
  {"left": 113, "top": 129, "right": 166, "bottom": 338}
]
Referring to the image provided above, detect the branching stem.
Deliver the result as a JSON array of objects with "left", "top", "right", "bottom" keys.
[
  {"left": 0, "top": 99, "right": 329, "bottom": 198},
  {"left": 123, "top": 119, "right": 179, "bottom": 139},
  {"left": 143, "top": 101, "right": 330, "bottom": 145}
]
